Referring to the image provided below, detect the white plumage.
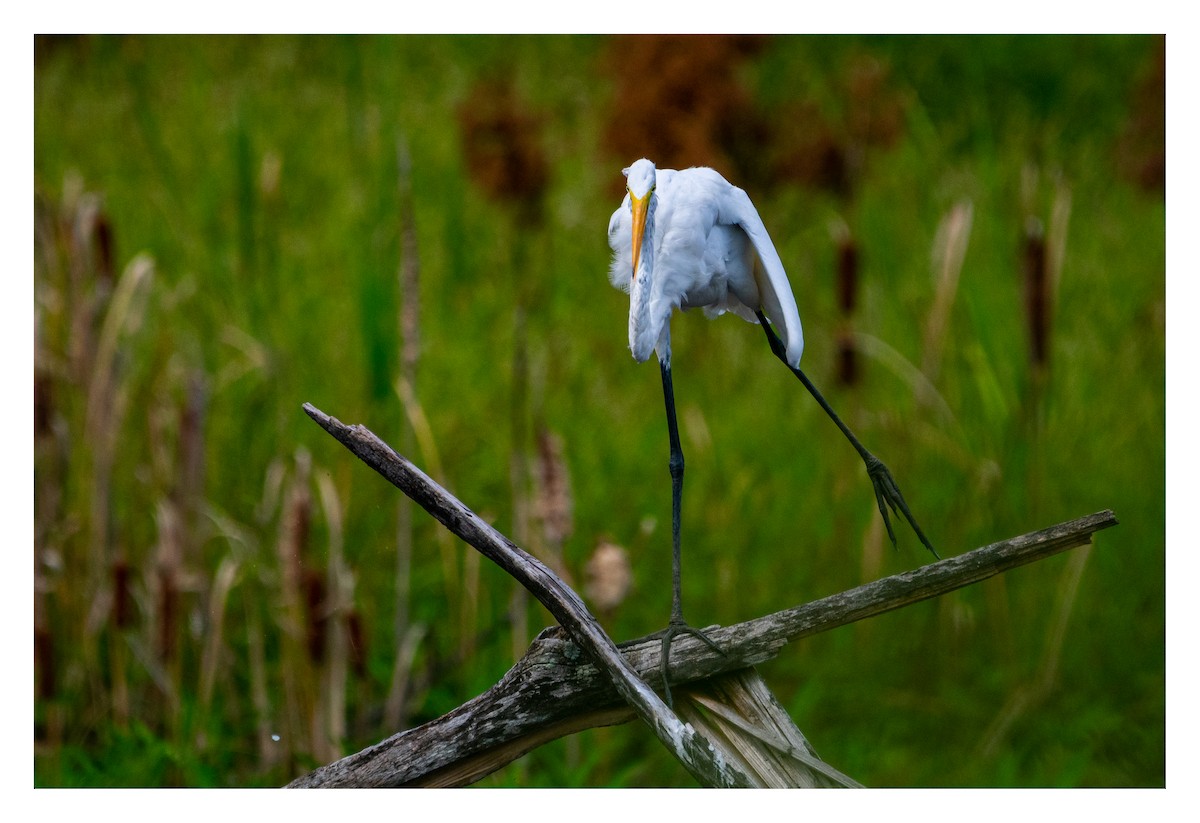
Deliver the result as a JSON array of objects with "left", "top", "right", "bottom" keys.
[
  {"left": 604, "top": 158, "right": 936, "bottom": 707},
  {"left": 607, "top": 158, "right": 804, "bottom": 367}
]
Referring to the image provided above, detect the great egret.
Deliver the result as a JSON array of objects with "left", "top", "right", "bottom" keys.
[{"left": 608, "top": 158, "right": 937, "bottom": 705}]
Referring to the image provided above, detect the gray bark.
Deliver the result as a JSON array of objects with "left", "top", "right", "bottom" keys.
[{"left": 290, "top": 403, "right": 1116, "bottom": 788}]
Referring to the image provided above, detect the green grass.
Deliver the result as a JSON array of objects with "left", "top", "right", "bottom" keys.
[{"left": 33, "top": 34, "right": 1164, "bottom": 787}]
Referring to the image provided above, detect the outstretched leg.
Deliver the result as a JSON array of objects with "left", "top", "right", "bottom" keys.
[
  {"left": 754, "top": 311, "right": 939, "bottom": 560},
  {"left": 658, "top": 357, "right": 724, "bottom": 708}
]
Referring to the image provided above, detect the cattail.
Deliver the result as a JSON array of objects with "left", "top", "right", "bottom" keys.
[
  {"left": 836, "top": 234, "right": 859, "bottom": 315},
  {"left": 274, "top": 453, "right": 315, "bottom": 762},
  {"left": 602, "top": 35, "right": 768, "bottom": 187},
  {"left": 178, "top": 371, "right": 207, "bottom": 511},
  {"left": 834, "top": 230, "right": 860, "bottom": 387},
  {"left": 457, "top": 77, "right": 549, "bottom": 226},
  {"left": 279, "top": 461, "right": 312, "bottom": 613},
  {"left": 157, "top": 565, "right": 177, "bottom": 663},
  {"left": 774, "top": 54, "right": 906, "bottom": 199},
  {"left": 34, "top": 370, "right": 53, "bottom": 440},
  {"left": 534, "top": 428, "right": 574, "bottom": 559},
  {"left": 1115, "top": 38, "right": 1164, "bottom": 194},
  {"left": 843, "top": 54, "right": 906, "bottom": 154},
  {"left": 836, "top": 330, "right": 860, "bottom": 388},
  {"left": 303, "top": 568, "right": 327, "bottom": 664},
  {"left": 35, "top": 624, "right": 55, "bottom": 702},
  {"left": 459, "top": 70, "right": 551, "bottom": 650},
  {"left": 112, "top": 556, "right": 133, "bottom": 629},
  {"left": 508, "top": 309, "right": 532, "bottom": 659},
  {"left": 389, "top": 136, "right": 422, "bottom": 732},
  {"left": 774, "top": 105, "right": 850, "bottom": 197},
  {"left": 155, "top": 500, "right": 183, "bottom": 664},
  {"left": 397, "top": 137, "right": 421, "bottom": 380},
  {"left": 1022, "top": 216, "right": 1050, "bottom": 370},
  {"left": 93, "top": 209, "right": 114, "bottom": 283}
]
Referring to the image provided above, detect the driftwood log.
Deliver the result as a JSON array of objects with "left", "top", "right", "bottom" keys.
[{"left": 289, "top": 402, "right": 1117, "bottom": 788}]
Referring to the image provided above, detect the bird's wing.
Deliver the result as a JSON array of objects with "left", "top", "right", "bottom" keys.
[{"left": 717, "top": 184, "right": 805, "bottom": 367}]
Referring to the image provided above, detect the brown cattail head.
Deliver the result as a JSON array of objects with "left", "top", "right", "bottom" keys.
[
  {"left": 71, "top": 192, "right": 115, "bottom": 286},
  {"left": 457, "top": 77, "right": 549, "bottom": 225},
  {"left": 285, "top": 474, "right": 312, "bottom": 578},
  {"left": 178, "top": 372, "right": 207, "bottom": 508},
  {"left": 836, "top": 327, "right": 860, "bottom": 388},
  {"left": 773, "top": 104, "right": 851, "bottom": 198},
  {"left": 775, "top": 53, "right": 906, "bottom": 199},
  {"left": 832, "top": 226, "right": 860, "bottom": 386},
  {"left": 1022, "top": 216, "right": 1050, "bottom": 370},
  {"left": 602, "top": 35, "right": 770, "bottom": 190},
  {"left": 35, "top": 625, "right": 55, "bottom": 701},
  {"left": 303, "top": 567, "right": 327, "bottom": 664},
  {"left": 843, "top": 54, "right": 906, "bottom": 153},
  {"left": 157, "top": 565, "right": 177, "bottom": 662},
  {"left": 34, "top": 370, "right": 53, "bottom": 439},
  {"left": 93, "top": 209, "right": 114, "bottom": 283},
  {"left": 112, "top": 556, "right": 133, "bottom": 630},
  {"left": 397, "top": 137, "right": 421, "bottom": 379},
  {"left": 534, "top": 428, "right": 574, "bottom": 550},
  {"left": 1115, "top": 37, "right": 1164, "bottom": 194},
  {"left": 837, "top": 233, "right": 859, "bottom": 315}
]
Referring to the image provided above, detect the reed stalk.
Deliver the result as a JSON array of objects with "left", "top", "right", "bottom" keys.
[
  {"left": 153, "top": 499, "right": 183, "bottom": 730},
  {"left": 317, "top": 471, "right": 349, "bottom": 763},
  {"left": 533, "top": 428, "right": 574, "bottom": 585},
  {"left": 388, "top": 135, "right": 421, "bottom": 733},
  {"left": 83, "top": 253, "right": 154, "bottom": 691},
  {"left": 110, "top": 555, "right": 131, "bottom": 727},
  {"left": 508, "top": 306, "right": 531, "bottom": 661},
  {"left": 275, "top": 451, "right": 315, "bottom": 765},
  {"left": 394, "top": 376, "right": 458, "bottom": 620},
  {"left": 245, "top": 596, "right": 278, "bottom": 772}
]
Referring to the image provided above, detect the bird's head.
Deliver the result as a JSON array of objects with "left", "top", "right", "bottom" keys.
[{"left": 623, "top": 159, "right": 657, "bottom": 281}]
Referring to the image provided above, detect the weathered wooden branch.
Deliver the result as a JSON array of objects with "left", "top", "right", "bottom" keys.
[
  {"left": 290, "top": 403, "right": 1116, "bottom": 788},
  {"left": 298, "top": 403, "right": 755, "bottom": 788}
]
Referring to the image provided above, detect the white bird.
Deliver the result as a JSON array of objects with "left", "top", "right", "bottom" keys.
[{"left": 608, "top": 158, "right": 937, "bottom": 706}]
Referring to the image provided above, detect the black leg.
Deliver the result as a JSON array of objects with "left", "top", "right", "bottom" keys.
[
  {"left": 658, "top": 359, "right": 724, "bottom": 708},
  {"left": 754, "top": 311, "right": 939, "bottom": 560},
  {"left": 660, "top": 359, "right": 686, "bottom": 625}
]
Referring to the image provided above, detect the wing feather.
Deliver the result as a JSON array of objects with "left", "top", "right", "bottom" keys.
[{"left": 718, "top": 185, "right": 804, "bottom": 367}]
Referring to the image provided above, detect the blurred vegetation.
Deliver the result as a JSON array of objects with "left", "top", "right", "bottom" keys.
[{"left": 33, "top": 34, "right": 1164, "bottom": 787}]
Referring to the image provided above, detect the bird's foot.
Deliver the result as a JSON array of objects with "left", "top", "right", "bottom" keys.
[
  {"left": 659, "top": 618, "right": 725, "bottom": 710},
  {"left": 864, "top": 454, "right": 940, "bottom": 560}
]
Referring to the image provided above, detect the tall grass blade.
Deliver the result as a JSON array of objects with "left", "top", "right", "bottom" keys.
[
  {"left": 316, "top": 471, "right": 349, "bottom": 763},
  {"left": 921, "top": 200, "right": 973, "bottom": 386},
  {"left": 199, "top": 554, "right": 240, "bottom": 713}
]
